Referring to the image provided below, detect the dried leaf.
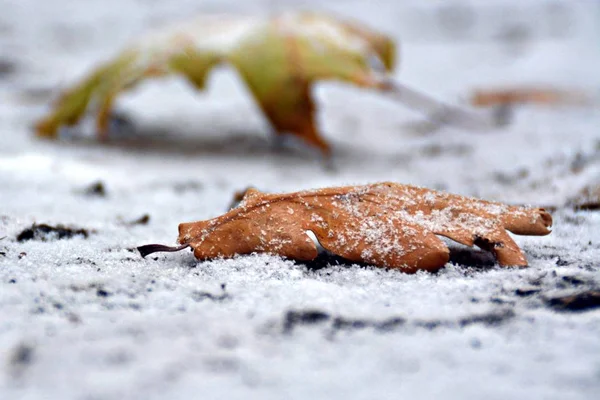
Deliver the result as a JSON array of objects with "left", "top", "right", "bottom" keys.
[
  {"left": 138, "top": 182, "right": 552, "bottom": 273},
  {"left": 471, "top": 87, "right": 590, "bottom": 107},
  {"left": 35, "top": 13, "right": 492, "bottom": 154}
]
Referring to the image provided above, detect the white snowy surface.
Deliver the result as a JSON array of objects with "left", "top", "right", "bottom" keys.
[{"left": 1, "top": 0, "right": 600, "bottom": 399}]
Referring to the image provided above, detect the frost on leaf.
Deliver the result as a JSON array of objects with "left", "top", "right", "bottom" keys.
[{"left": 138, "top": 182, "right": 552, "bottom": 273}]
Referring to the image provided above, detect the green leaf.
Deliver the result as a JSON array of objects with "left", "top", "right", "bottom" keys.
[{"left": 35, "top": 12, "right": 396, "bottom": 153}]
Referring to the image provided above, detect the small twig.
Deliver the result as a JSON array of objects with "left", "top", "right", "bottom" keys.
[{"left": 379, "top": 79, "right": 509, "bottom": 131}]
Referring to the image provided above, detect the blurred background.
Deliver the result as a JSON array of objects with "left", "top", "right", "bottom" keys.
[{"left": 1, "top": 0, "right": 598, "bottom": 206}]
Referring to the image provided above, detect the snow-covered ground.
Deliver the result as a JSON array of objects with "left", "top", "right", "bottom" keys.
[{"left": 1, "top": 0, "right": 599, "bottom": 399}]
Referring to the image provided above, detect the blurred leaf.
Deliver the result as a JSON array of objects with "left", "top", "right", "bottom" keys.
[
  {"left": 35, "top": 13, "right": 396, "bottom": 154},
  {"left": 471, "top": 87, "right": 590, "bottom": 107}
]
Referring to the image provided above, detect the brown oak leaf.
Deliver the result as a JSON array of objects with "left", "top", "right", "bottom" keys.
[{"left": 138, "top": 182, "right": 552, "bottom": 273}]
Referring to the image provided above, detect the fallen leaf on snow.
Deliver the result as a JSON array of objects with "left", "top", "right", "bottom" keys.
[{"left": 138, "top": 182, "right": 552, "bottom": 273}]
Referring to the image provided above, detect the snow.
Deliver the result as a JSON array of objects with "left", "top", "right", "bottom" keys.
[
  {"left": 131, "top": 15, "right": 263, "bottom": 56},
  {"left": 1, "top": 0, "right": 600, "bottom": 399}
]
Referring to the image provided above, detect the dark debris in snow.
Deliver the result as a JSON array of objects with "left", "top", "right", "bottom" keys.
[
  {"left": 16, "top": 224, "right": 91, "bottom": 242},
  {"left": 546, "top": 291, "right": 600, "bottom": 312},
  {"left": 282, "top": 308, "right": 515, "bottom": 335}
]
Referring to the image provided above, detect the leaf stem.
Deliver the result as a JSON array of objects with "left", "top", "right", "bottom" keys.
[{"left": 137, "top": 243, "right": 190, "bottom": 258}]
